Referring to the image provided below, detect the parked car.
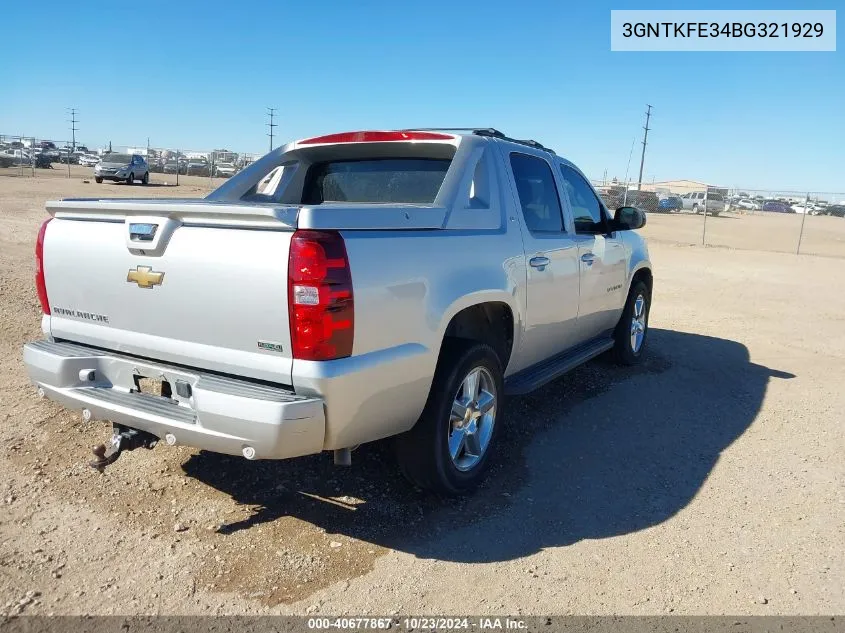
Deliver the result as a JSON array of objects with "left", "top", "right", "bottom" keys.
[
  {"left": 34, "top": 153, "right": 54, "bottom": 169},
  {"left": 59, "top": 150, "right": 79, "bottom": 164},
  {"left": 78, "top": 154, "right": 101, "bottom": 167},
  {"left": 94, "top": 153, "right": 149, "bottom": 184},
  {"left": 622, "top": 190, "right": 659, "bottom": 213},
  {"left": 735, "top": 198, "right": 761, "bottom": 211},
  {"left": 657, "top": 196, "right": 683, "bottom": 212},
  {"left": 163, "top": 160, "right": 186, "bottom": 175},
  {"left": 213, "top": 162, "right": 237, "bottom": 178},
  {"left": 789, "top": 203, "right": 819, "bottom": 215},
  {"left": 822, "top": 205, "right": 845, "bottom": 218},
  {"left": 762, "top": 201, "right": 793, "bottom": 213},
  {"left": 762, "top": 200, "right": 795, "bottom": 213},
  {"left": 22, "top": 128, "right": 653, "bottom": 494},
  {"left": 186, "top": 160, "right": 210, "bottom": 176},
  {"left": 682, "top": 191, "right": 726, "bottom": 215},
  {"left": 0, "top": 149, "right": 33, "bottom": 165}
]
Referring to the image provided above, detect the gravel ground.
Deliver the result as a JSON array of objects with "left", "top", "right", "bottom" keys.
[{"left": 0, "top": 172, "right": 842, "bottom": 615}]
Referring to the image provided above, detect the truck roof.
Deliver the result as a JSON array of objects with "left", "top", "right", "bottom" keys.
[{"left": 294, "top": 128, "right": 556, "bottom": 155}]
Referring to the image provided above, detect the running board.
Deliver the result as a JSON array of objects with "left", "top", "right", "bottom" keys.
[{"left": 504, "top": 338, "right": 614, "bottom": 396}]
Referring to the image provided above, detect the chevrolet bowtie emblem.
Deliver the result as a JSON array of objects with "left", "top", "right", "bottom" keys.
[{"left": 127, "top": 265, "right": 165, "bottom": 289}]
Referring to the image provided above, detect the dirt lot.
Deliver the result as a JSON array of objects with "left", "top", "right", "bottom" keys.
[
  {"left": 641, "top": 209, "right": 845, "bottom": 259},
  {"left": 0, "top": 171, "right": 843, "bottom": 615}
]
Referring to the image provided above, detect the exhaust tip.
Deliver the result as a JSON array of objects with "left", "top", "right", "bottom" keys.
[
  {"left": 36, "top": 387, "right": 45, "bottom": 399},
  {"left": 81, "top": 408, "right": 92, "bottom": 422},
  {"left": 164, "top": 433, "right": 177, "bottom": 446},
  {"left": 242, "top": 446, "right": 256, "bottom": 460}
]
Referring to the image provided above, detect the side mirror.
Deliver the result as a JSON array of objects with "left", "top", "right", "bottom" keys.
[{"left": 612, "top": 206, "right": 647, "bottom": 231}]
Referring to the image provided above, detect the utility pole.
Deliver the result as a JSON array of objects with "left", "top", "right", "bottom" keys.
[
  {"left": 267, "top": 107, "right": 277, "bottom": 152},
  {"left": 68, "top": 108, "right": 78, "bottom": 151},
  {"left": 636, "top": 104, "right": 652, "bottom": 191}
]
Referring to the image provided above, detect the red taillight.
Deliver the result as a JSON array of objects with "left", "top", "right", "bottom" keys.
[
  {"left": 298, "top": 130, "right": 454, "bottom": 145},
  {"left": 288, "top": 230, "right": 353, "bottom": 361},
  {"left": 35, "top": 218, "right": 52, "bottom": 315}
]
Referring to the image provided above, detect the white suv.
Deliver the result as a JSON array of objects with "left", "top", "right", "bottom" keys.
[
  {"left": 681, "top": 191, "right": 726, "bottom": 216},
  {"left": 94, "top": 153, "right": 150, "bottom": 185}
]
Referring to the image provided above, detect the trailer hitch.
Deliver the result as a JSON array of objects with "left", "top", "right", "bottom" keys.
[{"left": 89, "top": 425, "right": 159, "bottom": 473}]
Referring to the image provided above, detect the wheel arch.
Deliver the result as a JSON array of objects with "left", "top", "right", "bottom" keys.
[
  {"left": 437, "top": 296, "right": 517, "bottom": 374},
  {"left": 630, "top": 265, "right": 653, "bottom": 296}
]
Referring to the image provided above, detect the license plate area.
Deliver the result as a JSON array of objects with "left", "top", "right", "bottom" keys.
[{"left": 134, "top": 375, "right": 173, "bottom": 399}]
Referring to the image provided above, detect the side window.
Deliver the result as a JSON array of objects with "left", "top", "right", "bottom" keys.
[
  {"left": 558, "top": 165, "right": 605, "bottom": 234},
  {"left": 509, "top": 153, "right": 563, "bottom": 232}
]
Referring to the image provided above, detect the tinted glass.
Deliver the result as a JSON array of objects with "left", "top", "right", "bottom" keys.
[
  {"left": 302, "top": 158, "right": 450, "bottom": 204},
  {"left": 509, "top": 153, "right": 563, "bottom": 232},
  {"left": 558, "top": 165, "right": 604, "bottom": 234},
  {"left": 102, "top": 153, "right": 131, "bottom": 163}
]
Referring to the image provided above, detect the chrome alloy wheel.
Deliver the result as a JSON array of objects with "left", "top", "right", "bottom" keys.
[
  {"left": 448, "top": 366, "right": 497, "bottom": 472},
  {"left": 630, "top": 294, "right": 647, "bottom": 353}
]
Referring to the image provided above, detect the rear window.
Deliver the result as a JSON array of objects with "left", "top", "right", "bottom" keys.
[
  {"left": 302, "top": 158, "right": 450, "bottom": 204},
  {"left": 706, "top": 192, "right": 724, "bottom": 201}
]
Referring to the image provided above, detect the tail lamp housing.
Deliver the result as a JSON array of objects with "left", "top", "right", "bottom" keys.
[
  {"left": 35, "top": 218, "right": 52, "bottom": 315},
  {"left": 288, "top": 230, "right": 354, "bottom": 361}
]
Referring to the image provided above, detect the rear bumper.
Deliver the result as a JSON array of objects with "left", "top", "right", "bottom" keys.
[{"left": 23, "top": 340, "right": 325, "bottom": 460}]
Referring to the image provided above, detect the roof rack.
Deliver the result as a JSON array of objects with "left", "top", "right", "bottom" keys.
[
  {"left": 401, "top": 128, "right": 554, "bottom": 154},
  {"left": 401, "top": 127, "right": 505, "bottom": 137}
]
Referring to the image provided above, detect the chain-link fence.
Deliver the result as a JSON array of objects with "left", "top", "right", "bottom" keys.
[
  {"left": 592, "top": 180, "right": 845, "bottom": 258},
  {"left": 0, "top": 136, "right": 39, "bottom": 176}
]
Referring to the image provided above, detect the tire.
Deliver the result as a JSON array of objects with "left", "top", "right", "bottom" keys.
[
  {"left": 613, "top": 281, "right": 651, "bottom": 366},
  {"left": 692, "top": 204, "right": 699, "bottom": 214},
  {"left": 395, "top": 341, "right": 504, "bottom": 495},
  {"left": 141, "top": 171, "right": 149, "bottom": 185},
  {"left": 94, "top": 177, "right": 103, "bottom": 184},
  {"left": 127, "top": 172, "right": 134, "bottom": 185}
]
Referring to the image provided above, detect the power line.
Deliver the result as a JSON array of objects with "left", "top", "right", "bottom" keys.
[
  {"left": 636, "top": 104, "right": 652, "bottom": 191},
  {"left": 68, "top": 108, "right": 78, "bottom": 151},
  {"left": 267, "top": 107, "right": 277, "bottom": 152}
]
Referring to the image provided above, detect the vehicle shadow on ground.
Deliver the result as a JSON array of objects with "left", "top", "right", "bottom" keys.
[{"left": 182, "top": 328, "right": 793, "bottom": 563}]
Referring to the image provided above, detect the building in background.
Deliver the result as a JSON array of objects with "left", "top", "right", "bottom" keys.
[{"left": 639, "top": 179, "right": 728, "bottom": 197}]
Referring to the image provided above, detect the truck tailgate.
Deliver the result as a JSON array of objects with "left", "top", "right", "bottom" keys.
[{"left": 42, "top": 200, "right": 296, "bottom": 385}]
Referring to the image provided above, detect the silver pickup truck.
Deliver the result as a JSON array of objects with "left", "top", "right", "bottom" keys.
[{"left": 23, "top": 128, "right": 653, "bottom": 494}]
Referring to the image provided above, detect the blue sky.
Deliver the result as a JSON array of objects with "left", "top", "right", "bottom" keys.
[{"left": 1, "top": 0, "right": 842, "bottom": 191}]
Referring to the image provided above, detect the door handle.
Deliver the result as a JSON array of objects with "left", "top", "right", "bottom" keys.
[
  {"left": 580, "top": 253, "right": 596, "bottom": 265},
  {"left": 529, "top": 256, "right": 550, "bottom": 270}
]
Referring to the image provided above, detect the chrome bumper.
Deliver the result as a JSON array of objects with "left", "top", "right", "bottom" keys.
[{"left": 23, "top": 340, "right": 325, "bottom": 460}]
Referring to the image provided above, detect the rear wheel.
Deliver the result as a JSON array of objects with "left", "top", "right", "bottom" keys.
[
  {"left": 94, "top": 177, "right": 103, "bottom": 184},
  {"left": 395, "top": 341, "right": 503, "bottom": 495},
  {"left": 692, "top": 204, "right": 699, "bottom": 214},
  {"left": 126, "top": 172, "right": 134, "bottom": 185},
  {"left": 613, "top": 281, "right": 650, "bottom": 366}
]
